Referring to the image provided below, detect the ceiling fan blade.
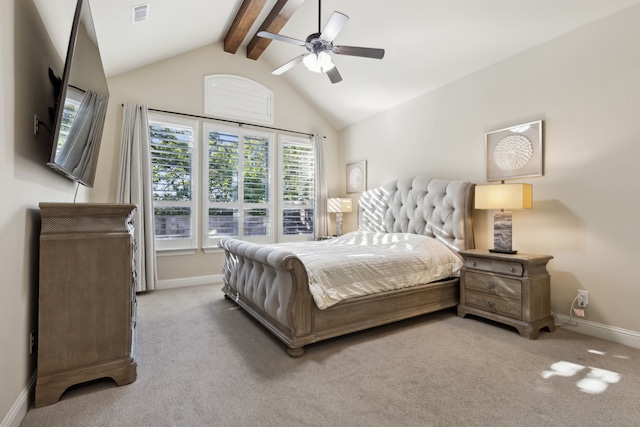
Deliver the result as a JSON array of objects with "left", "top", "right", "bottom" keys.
[
  {"left": 272, "top": 54, "right": 307, "bottom": 75},
  {"left": 333, "top": 45, "right": 385, "bottom": 59},
  {"left": 257, "top": 31, "right": 305, "bottom": 47},
  {"left": 320, "top": 12, "right": 349, "bottom": 43},
  {"left": 326, "top": 66, "right": 343, "bottom": 84}
]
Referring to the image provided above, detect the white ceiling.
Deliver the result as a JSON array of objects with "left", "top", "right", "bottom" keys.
[{"left": 36, "top": 0, "right": 640, "bottom": 129}]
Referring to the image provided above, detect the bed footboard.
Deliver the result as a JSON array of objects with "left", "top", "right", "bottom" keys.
[{"left": 219, "top": 238, "right": 313, "bottom": 354}]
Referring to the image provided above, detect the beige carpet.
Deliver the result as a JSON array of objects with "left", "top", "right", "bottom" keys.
[{"left": 21, "top": 284, "right": 640, "bottom": 427}]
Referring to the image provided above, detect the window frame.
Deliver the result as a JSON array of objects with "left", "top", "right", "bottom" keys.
[
  {"left": 148, "top": 112, "right": 200, "bottom": 252},
  {"left": 201, "top": 123, "right": 276, "bottom": 249},
  {"left": 277, "top": 133, "right": 316, "bottom": 243}
]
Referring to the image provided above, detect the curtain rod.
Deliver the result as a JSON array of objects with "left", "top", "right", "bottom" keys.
[{"left": 126, "top": 105, "right": 315, "bottom": 137}]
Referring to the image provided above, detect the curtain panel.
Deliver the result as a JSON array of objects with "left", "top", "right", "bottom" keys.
[{"left": 117, "top": 103, "right": 158, "bottom": 292}]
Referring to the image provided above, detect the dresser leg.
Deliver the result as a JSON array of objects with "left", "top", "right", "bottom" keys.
[
  {"left": 35, "top": 358, "right": 137, "bottom": 407},
  {"left": 517, "top": 317, "right": 556, "bottom": 340},
  {"left": 519, "top": 325, "right": 539, "bottom": 339},
  {"left": 287, "top": 346, "right": 305, "bottom": 357}
]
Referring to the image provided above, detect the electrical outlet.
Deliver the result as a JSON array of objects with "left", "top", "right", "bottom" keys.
[
  {"left": 577, "top": 290, "right": 589, "bottom": 307},
  {"left": 34, "top": 114, "right": 39, "bottom": 136}
]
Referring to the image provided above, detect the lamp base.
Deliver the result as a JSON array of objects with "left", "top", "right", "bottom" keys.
[
  {"left": 335, "top": 212, "right": 343, "bottom": 236},
  {"left": 493, "top": 211, "right": 516, "bottom": 254},
  {"left": 489, "top": 248, "right": 518, "bottom": 254}
]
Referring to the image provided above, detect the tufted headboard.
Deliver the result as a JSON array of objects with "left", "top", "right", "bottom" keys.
[{"left": 358, "top": 176, "right": 475, "bottom": 252}]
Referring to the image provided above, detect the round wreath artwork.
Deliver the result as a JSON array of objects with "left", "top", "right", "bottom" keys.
[{"left": 492, "top": 135, "right": 533, "bottom": 172}]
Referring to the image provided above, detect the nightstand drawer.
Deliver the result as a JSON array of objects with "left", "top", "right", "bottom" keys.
[
  {"left": 464, "top": 257, "right": 523, "bottom": 277},
  {"left": 463, "top": 271, "right": 522, "bottom": 300},
  {"left": 465, "top": 290, "right": 522, "bottom": 320}
]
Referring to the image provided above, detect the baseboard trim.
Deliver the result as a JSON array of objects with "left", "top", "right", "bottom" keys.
[
  {"left": 1, "top": 373, "right": 36, "bottom": 427},
  {"left": 156, "top": 274, "right": 223, "bottom": 290},
  {"left": 554, "top": 314, "right": 640, "bottom": 349}
]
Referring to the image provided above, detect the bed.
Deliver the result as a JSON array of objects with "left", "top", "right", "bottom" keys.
[{"left": 219, "top": 176, "right": 475, "bottom": 356}]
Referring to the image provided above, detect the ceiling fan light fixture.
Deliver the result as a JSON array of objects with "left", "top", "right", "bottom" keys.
[
  {"left": 259, "top": 4, "right": 383, "bottom": 83},
  {"left": 303, "top": 52, "right": 335, "bottom": 73}
]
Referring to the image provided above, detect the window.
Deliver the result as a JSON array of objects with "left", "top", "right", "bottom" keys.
[
  {"left": 279, "top": 135, "right": 315, "bottom": 242},
  {"left": 204, "top": 75, "right": 274, "bottom": 125},
  {"left": 149, "top": 114, "right": 198, "bottom": 250},
  {"left": 203, "top": 124, "right": 274, "bottom": 246},
  {"left": 149, "top": 113, "right": 315, "bottom": 252}
]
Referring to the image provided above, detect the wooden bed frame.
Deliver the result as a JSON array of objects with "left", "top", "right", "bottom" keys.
[{"left": 219, "top": 176, "right": 475, "bottom": 356}]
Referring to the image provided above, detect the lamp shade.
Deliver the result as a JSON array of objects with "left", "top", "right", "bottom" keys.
[
  {"left": 303, "top": 52, "right": 335, "bottom": 73},
  {"left": 327, "top": 198, "right": 353, "bottom": 213},
  {"left": 475, "top": 184, "right": 532, "bottom": 210}
]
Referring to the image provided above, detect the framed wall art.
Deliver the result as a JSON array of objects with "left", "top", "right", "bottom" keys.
[
  {"left": 485, "top": 120, "right": 543, "bottom": 181},
  {"left": 346, "top": 160, "right": 367, "bottom": 193}
]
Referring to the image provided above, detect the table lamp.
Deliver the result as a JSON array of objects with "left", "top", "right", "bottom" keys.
[
  {"left": 327, "top": 198, "right": 352, "bottom": 236},
  {"left": 475, "top": 183, "right": 532, "bottom": 254}
]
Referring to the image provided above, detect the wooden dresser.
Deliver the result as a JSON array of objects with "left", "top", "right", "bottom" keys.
[
  {"left": 457, "top": 249, "right": 555, "bottom": 339},
  {"left": 36, "top": 203, "right": 137, "bottom": 407}
]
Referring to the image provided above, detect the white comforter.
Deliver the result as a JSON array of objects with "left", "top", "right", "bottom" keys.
[{"left": 273, "top": 231, "right": 463, "bottom": 310}]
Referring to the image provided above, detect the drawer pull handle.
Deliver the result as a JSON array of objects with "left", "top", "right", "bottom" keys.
[
  {"left": 509, "top": 267, "right": 515, "bottom": 273},
  {"left": 487, "top": 301, "right": 496, "bottom": 309},
  {"left": 470, "top": 261, "right": 476, "bottom": 267},
  {"left": 486, "top": 282, "right": 496, "bottom": 290}
]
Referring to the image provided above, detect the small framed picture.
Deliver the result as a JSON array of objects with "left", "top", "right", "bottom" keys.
[
  {"left": 486, "top": 120, "right": 543, "bottom": 181},
  {"left": 346, "top": 160, "right": 367, "bottom": 193}
]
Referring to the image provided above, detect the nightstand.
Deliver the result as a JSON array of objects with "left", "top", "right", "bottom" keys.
[{"left": 457, "top": 249, "right": 555, "bottom": 339}]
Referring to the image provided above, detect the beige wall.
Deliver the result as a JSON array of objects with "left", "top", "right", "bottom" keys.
[
  {"left": 1, "top": 0, "right": 92, "bottom": 423},
  {"left": 339, "top": 5, "right": 640, "bottom": 333},
  {"left": 90, "top": 43, "right": 339, "bottom": 281}
]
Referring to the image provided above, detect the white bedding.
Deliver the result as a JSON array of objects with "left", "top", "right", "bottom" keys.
[{"left": 273, "top": 231, "right": 463, "bottom": 310}]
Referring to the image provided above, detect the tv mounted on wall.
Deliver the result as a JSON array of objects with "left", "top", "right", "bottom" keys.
[{"left": 48, "top": 0, "right": 109, "bottom": 188}]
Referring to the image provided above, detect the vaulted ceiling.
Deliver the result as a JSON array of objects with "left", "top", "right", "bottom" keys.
[{"left": 36, "top": 0, "right": 640, "bottom": 129}]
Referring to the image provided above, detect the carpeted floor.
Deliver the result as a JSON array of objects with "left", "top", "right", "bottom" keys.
[{"left": 21, "top": 284, "right": 640, "bottom": 427}]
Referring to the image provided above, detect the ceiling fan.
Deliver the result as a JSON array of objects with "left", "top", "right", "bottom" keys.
[{"left": 257, "top": 0, "right": 385, "bottom": 84}]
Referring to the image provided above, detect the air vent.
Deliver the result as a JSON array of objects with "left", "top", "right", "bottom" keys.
[{"left": 132, "top": 4, "right": 150, "bottom": 24}]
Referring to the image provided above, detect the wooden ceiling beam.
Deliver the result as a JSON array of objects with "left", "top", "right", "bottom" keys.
[
  {"left": 224, "top": 0, "right": 269, "bottom": 54},
  {"left": 246, "top": 0, "right": 304, "bottom": 60}
]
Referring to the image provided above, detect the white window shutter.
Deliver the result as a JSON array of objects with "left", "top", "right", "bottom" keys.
[
  {"left": 148, "top": 113, "right": 198, "bottom": 250},
  {"left": 204, "top": 75, "right": 273, "bottom": 125}
]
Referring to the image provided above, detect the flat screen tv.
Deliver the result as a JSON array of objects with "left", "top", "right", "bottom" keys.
[{"left": 48, "top": 0, "right": 109, "bottom": 188}]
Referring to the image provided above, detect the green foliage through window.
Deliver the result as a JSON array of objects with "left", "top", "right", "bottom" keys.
[
  {"left": 208, "top": 131, "right": 238, "bottom": 203},
  {"left": 283, "top": 142, "right": 314, "bottom": 205},
  {"left": 150, "top": 123, "right": 193, "bottom": 204}
]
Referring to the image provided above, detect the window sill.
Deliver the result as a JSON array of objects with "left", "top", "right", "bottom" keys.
[{"left": 155, "top": 248, "right": 197, "bottom": 257}]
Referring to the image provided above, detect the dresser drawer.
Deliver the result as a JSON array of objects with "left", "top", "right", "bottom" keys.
[
  {"left": 464, "top": 257, "right": 523, "bottom": 277},
  {"left": 463, "top": 271, "right": 522, "bottom": 300},
  {"left": 465, "top": 289, "right": 522, "bottom": 320}
]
